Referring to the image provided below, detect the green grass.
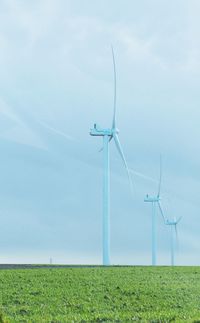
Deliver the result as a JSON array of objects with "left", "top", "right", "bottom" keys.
[{"left": 1, "top": 266, "right": 200, "bottom": 322}]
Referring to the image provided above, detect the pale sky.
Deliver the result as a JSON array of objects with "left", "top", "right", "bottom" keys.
[{"left": 0, "top": 0, "right": 200, "bottom": 265}]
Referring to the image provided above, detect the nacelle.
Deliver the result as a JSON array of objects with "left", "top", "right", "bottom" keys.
[
  {"left": 165, "top": 220, "right": 176, "bottom": 225},
  {"left": 90, "top": 124, "right": 113, "bottom": 136},
  {"left": 144, "top": 195, "right": 160, "bottom": 202}
]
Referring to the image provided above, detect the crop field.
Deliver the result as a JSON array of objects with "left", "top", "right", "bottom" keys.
[{"left": 0, "top": 266, "right": 200, "bottom": 322}]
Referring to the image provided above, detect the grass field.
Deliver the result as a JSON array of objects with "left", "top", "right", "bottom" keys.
[{"left": 0, "top": 266, "right": 200, "bottom": 322}]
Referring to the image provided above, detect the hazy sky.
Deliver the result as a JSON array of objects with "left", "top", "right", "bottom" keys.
[{"left": 0, "top": 0, "right": 200, "bottom": 264}]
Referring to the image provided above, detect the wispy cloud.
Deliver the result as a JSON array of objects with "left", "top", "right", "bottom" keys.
[
  {"left": 38, "top": 120, "right": 77, "bottom": 142},
  {"left": 0, "top": 98, "right": 47, "bottom": 150},
  {"left": 0, "top": 0, "right": 199, "bottom": 264}
]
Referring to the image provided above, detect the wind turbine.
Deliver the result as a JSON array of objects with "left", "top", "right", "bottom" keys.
[
  {"left": 90, "top": 47, "right": 132, "bottom": 266},
  {"left": 144, "top": 156, "right": 165, "bottom": 266},
  {"left": 165, "top": 216, "right": 182, "bottom": 266}
]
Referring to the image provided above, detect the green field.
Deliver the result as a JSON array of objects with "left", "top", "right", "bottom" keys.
[{"left": 0, "top": 266, "right": 200, "bottom": 322}]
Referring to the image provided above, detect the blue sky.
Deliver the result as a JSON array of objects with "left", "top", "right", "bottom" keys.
[{"left": 0, "top": 0, "right": 200, "bottom": 264}]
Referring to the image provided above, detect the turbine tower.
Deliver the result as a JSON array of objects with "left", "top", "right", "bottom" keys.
[
  {"left": 165, "top": 216, "right": 182, "bottom": 266},
  {"left": 144, "top": 156, "right": 165, "bottom": 266},
  {"left": 90, "top": 47, "right": 132, "bottom": 266}
]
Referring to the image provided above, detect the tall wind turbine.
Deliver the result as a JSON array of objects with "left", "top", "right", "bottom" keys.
[
  {"left": 165, "top": 216, "right": 182, "bottom": 266},
  {"left": 90, "top": 47, "right": 132, "bottom": 266},
  {"left": 144, "top": 156, "right": 165, "bottom": 266}
]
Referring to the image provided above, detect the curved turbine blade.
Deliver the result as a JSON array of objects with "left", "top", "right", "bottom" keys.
[
  {"left": 157, "top": 154, "right": 162, "bottom": 197},
  {"left": 158, "top": 201, "right": 166, "bottom": 223},
  {"left": 175, "top": 223, "right": 179, "bottom": 249},
  {"left": 113, "top": 133, "right": 133, "bottom": 193},
  {"left": 174, "top": 217, "right": 181, "bottom": 253},
  {"left": 111, "top": 45, "right": 117, "bottom": 129},
  {"left": 174, "top": 222, "right": 181, "bottom": 256},
  {"left": 99, "top": 136, "right": 113, "bottom": 152},
  {"left": 175, "top": 224, "right": 178, "bottom": 239},
  {"left": 109, "top": 135, "right": 113, "bottom": 143}
]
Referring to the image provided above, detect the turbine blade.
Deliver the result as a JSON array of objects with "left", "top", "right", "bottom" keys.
[
  {"left": 176, "top": 216, "right": 182, "bottom": 224},
  {"left": 99, "top": 136, "right": 113, "bottom": 152},
  {"left": 174, "top": 223, "right": 179, "bottom": 252},
  {"left": 157, "top": 154, "right": 162, "bottom": 197},
  {"left": 113, "top": 133, "right": 133, "bottom": 193},
  {"left": 111, "top": 45, "right": 117, "bottom": 129},
  {"left": 158, "top": 201, "right": 166, "bottom": 223},
  {"left": 175, "top": 224, "right": 178, "bottom": 239},
  {"left": 175, "top": 216, "right": 181, "bottom": 255}
]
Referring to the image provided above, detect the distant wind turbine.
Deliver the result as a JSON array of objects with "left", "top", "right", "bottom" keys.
[
  {"left": 165, "top": 216, "right": 182, "bottom": 266},
  {"left": 144, "top": 156, "right": 165, "bottom": 266},
  {"left": 90, "top": 47, "right": 132, "bottom": 266}
]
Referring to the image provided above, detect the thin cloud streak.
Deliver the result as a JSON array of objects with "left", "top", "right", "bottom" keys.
[
  {"left": 0, "top": 0, "right": 199, "bottom": 264},
  {"left": 38, "top": 120, "right": 77, "bottom": 142}
]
